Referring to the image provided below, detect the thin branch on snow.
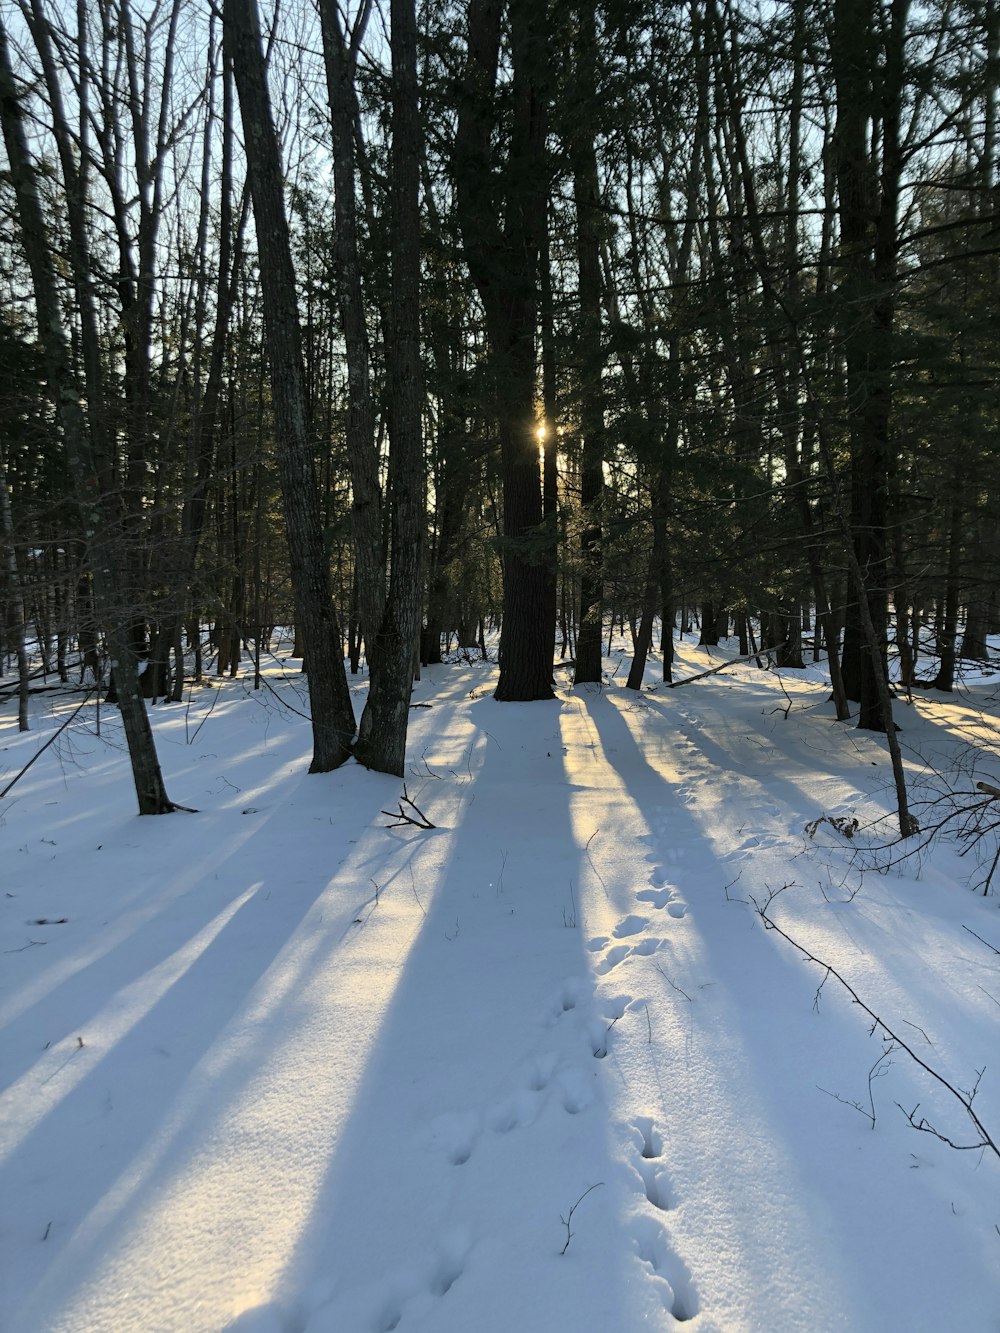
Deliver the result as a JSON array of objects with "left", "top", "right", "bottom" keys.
[
  {"left": 381, "top": 786, "right": 436, "bottom": 829},
  {"left": 559, "top": 1182, "right": 604, "bottom": 1255},
  {"left": 963, "top": 925, "right": 1000, "bottom": 957},
  {"left": 755, "top": 906, "right": 999, "bottom": 1162}
]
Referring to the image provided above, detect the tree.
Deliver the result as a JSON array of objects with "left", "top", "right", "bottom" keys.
[
  {"left": 456, "top": 0, "right": 555, "bottom": 701},
  {"left": 352, "top": 0, "right": 426, "bottom": 775},
  {"left": 0, "top": 15, "right": 177, "bottom": 813},
  {"left": 569, "top": 0, "right": 605, "bottom": 686},
  {"left": 226, "top": 0, "right": 356, "bottom": 771}
]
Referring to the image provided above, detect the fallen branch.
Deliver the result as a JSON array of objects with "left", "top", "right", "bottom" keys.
[
  {"left": 381, "top": 786, "right": 436, "bottom": 830},
  {"left": 668, "top": 644, "right": 788, "bottom": 688},
  {"left": 756, "top": 905, "right": 998, "bottom": 1162},
  {"left": 962, "top": 925, "right": 1000, "bottom": 957}
]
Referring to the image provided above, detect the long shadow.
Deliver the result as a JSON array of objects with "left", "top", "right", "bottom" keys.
[
  {"left": 235, "top": 693, "right": 670, "bottom": 1333},
  {"left": 2, "top": 761, "right": 433, "bottom": 1329},
  {"left": 573, "top": 685, "right": 964, "bottom": 1329}
]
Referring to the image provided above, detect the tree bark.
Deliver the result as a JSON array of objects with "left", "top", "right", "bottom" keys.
[
  {"left": 226, "top": 0, "right": 355, "bottom": 771},
  {"left": 456, "top": 0, "right": 555, "bottom": 701},
  {"left": 571, "top": 0, "right": 604, "bottom": 686},
  {"left": 0, "top": 442, "right": 30, "bottom": 730},
  {"left": 317, "top": 0, "right": 383, "bottom": 657},
  {"left": 352, "top": 0, "right": 425, "bottom": 776},
  {"left": 0, "top": 17, "right": 175, "bottom": 811}
]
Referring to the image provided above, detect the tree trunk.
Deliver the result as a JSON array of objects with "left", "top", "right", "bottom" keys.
[
  {"left": 832, "top": 0, "right": 905, "bottom": 731},
  {"left": 571, "top": 0, "right": 603, "bottom": 687},
  {"left": 226, "top": 0, "right": 355, "bottom": 771},
  {"left": 317, "top": 0, "right": 383, "bottom": 658},
  {"left": 0, "top": 442, "right": 29, "bottom": 730},
  {"left": 456, "top": 0, "right": 554, "bottom": 702},
  {"left": 1, "top": 16, "right": 175, "bottom": 813},
  {"left": 353, "top": 0, "right": 425, "bottom": 776}
]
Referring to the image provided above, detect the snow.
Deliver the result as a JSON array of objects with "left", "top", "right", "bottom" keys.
[{"left": 1, "top": 639, "right": 998, "bottom": 1332}]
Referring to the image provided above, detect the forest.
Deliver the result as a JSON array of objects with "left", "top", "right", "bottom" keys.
[
  {"left": 0, "top": 0, "right": 996, "bottom": 815},
  {"left": 3, "top": 5, "right": 1000, "bottom": 1329}
]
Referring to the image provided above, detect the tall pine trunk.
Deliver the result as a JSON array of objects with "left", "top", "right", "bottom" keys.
[{"left": 456, "top": 0, "right": 555, "bottom": 702}]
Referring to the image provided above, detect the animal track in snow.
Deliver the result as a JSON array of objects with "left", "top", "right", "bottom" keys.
[
  {"left": 490, "top": 1088, "right": 544, "bottom": 1133},
  {"left": 371, "top": 1230, "right": 471, "bottom": 1332},
  {"left": 640, "top": 873, "right": 689, "bottom": 919},
  {"left": 556, "top": 1066, "right": 596, "bottom": 1114},
  {"left": 637, "top": 1158, "right": 674, "bottom": 1211},
  {"left": 613, "top": 914, "right": 648, "bottom": 938},
  {"left": 588, "top": 1008, "right": 632, "bottom": 1058},
  {"left": 637, "top": 887, "right": 671, "bottom": 910},
  {"left": 428, "top": 1109, "right": 481, "bottom": 1166},
  {"left": 632, "top": 1115, "right": 664, "bottom": 1160},
  {"left": 542, "top": 974, "right": 590, "bottom": 1025},
  {"left": 595, "top": 936, "right": 665, "bottom": 974},
  {"left": 632, "top": 1216, "right": 699, "bottom": 1323},
  {"left": 526, "top": 1052, "right": 558, "bottom": 1092},
  {"left": 627, "top": 1123, "right": 700, "bottom": 1322}
]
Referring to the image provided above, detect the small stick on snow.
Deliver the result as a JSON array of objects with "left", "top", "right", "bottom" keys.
[
  {"left": 381, "top": 785, "right": 436, "bottom": 829},
  {"left": 559, "top": 1182, "right": 604, "bottom": 1255},
  {"left": 962, "top": 925, "right": 1000, "bottom": 957}
]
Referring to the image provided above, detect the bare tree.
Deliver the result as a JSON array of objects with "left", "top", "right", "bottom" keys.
[
  {"left": 0, "top": 15, "right": 176, "bottom": 812},
  {"left": 226, "top": 0, "right": 356, "bottom": 771}
]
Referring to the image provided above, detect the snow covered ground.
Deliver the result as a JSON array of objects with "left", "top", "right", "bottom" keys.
[{"left": 2, "top": 638, "right": 999, "bottom": 1332}]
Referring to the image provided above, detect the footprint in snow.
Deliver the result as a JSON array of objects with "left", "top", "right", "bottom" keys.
[
  {"left": 595, "top": 938, "right": 664, "bottom": 974},
  {"left": 526, "top": 1051, "right": 558, "bottom": 1092},
  {"left": 632, "top": 1115, "right": 664, "bottom": 1159},
  {"left": 546, "top": 975, "right": 589, "bottom": 1018},
  {"left": 613, "top": 914, "right": 649, "bottom": 938},
  {"left": 557, "top": 1066, "right": 596, "bottom": 1114},
  {"left": 594, "top": 944, "right": 631, "bottom": 975},
  {"left": 490, "top": 1086, "right": 555, "bottom": 1134},
  {"left": 627, "top": 1121, "right": 700, "bottom": 1322},
  {"left": 586, "top": 997, "right": 634, "bottom": 1058},
  {"left": 637, "top": 886, "right": 672, "bottom": 910},
  {"left": 632, "top": 1216, "right": 699, "bottom": 1323},
  {"left": 631, "top": 936, "right": 664, "bottom": 955},
  {"left": 371, "top": 1229, "right": 471, "bottom": 1332},
  {"left": 639, "top": 877, "right": 688, "bottom": 917},
  {"left": 636, "top": 1156, "right": 674, "bottom": 1211},
  {"left": 428, "top": 1109, "right": 481, "bottom": 1167}
]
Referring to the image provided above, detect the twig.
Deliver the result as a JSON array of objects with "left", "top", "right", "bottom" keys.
[
  {"left": 40, "top": 1035, "right": 86, "bottom": 1086},
  {"left": 381, "top": 785, "right": 436, "bottom": 829},
  {"left": 756, "top": 906, "right": 999, "bottom": 1161},
  {"left": 817, "top": 1044, "right": 896, "bottom": 1130},
  {"left": 559, "top": 1182, "right": 604, "bottom": 1255},
  {"left": 584, "top": 828, "right": 610, "bottom": 900},
  {"left": 0, "top": 691, "right": 94, "bottom": 799},
  {"left": 963, "top": 925, "right": 1000, "bottom": 956},
  {"left": 653, "top": 960, "right": 693, "bottom": 1002},
  {"left": 185, "top": 681, "right": 221, "bottom": 744}
]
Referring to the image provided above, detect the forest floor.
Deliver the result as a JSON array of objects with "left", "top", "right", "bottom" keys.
[{"left": 1, "top": 634, "right": 999, "bottom": 1332}]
